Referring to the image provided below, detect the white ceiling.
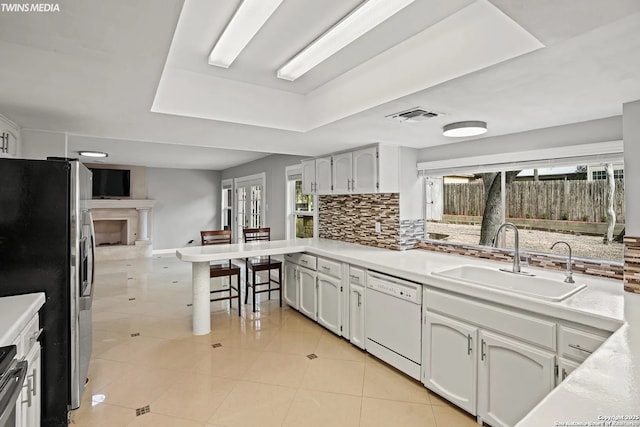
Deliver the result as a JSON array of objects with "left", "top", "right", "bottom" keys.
[{"left": 0, "top": 0, "right": 639, "bottom": 169}]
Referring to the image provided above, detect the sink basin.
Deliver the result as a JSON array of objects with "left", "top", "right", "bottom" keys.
[{"left": 432, "top": 265, "right": 587, "bottom": 302}]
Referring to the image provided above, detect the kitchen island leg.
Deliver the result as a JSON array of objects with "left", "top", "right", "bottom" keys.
[{"left": 192, "top": 261, "right": 211, "bottom": 335}]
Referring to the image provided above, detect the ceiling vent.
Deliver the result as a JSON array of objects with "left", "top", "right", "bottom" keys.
[{"left": 386, "top": 107, "right": 442, "bottom": 123}]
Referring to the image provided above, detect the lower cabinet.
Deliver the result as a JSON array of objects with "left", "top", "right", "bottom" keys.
[
  {"left": 298, "top": 266, "right": 317, "bottom": 320},
  {"left": 20, "top": 342, "right": 42, "bottom": 426},
  {"left": 477, "top": 330, "right": 555, "bottom": 427},
  {"left": 283, "top": 261, "right": 298, "bottom": 309},
  {"left": 556, "top": 357, "right": 580, "bottom": 385},
  {"left": 317, "top": 273, "right": 341, "bottom": 335},
  {"left": 349, "top": 283, "right": 365, "bottom": 349},
  {"left": 423, "top": 312, "right": 477, "bottom": 414},
  {"left": 423, "top": 306, "right": 556, "bottom": 427}
]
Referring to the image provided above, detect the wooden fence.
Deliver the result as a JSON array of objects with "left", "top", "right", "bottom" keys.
[{"left": 443, "top": 180, "right": 625, "bottom": 223}]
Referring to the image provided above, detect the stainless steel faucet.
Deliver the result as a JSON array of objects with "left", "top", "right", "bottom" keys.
[
  {"left": 550, "top": 241, "right": 575, "bottom": 283},
  {"left": 493, "top": 222, "right": 530, "bottom": 275}
]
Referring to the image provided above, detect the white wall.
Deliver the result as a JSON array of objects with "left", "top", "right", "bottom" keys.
[
  {"left": 623, "top": 101, "right": 640, "bottom": 235},
  {"left": 221, "top": 154, "right": 307, "bottom": 240},
  {"left": 398, "top": 147, "right": 423, "bottom": 220},
  {"left": 417, "top": 116, "right": 622, "bottom": 163},
  {"left": 147, "top": 168, "right": 220, "bottom": 249},
  {"left": 21, "top": 129, "right": 67, "bottom": 159}
]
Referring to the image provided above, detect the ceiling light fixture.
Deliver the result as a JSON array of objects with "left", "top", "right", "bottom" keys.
[
  {"left": 443, "top": 121, "right": 488, "bottom": 137},
  {"left": 277, "top": 0, "right": 416, "bottom": 81},
  {"left": 78, "top": 151, "right": 108, "bottom": 158},
  {"left": 208, "top": 0, "right": 284, "bottom": 68}
]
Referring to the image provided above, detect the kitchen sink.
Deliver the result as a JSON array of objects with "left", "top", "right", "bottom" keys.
[{"left": 432, "top": 265, "right": 587, "bottom": 302}]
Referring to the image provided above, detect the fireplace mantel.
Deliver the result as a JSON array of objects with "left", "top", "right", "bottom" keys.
[
  {"left": 91, "top": 199, "right": 156, "bottom": 209},
  {"left": 91, "top": 199, "right": 156, "bottom": 260}
]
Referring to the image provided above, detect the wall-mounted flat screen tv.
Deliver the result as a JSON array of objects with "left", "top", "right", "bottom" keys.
[{"left": 91, "top": 168, "right": 131, "bottom": 198}]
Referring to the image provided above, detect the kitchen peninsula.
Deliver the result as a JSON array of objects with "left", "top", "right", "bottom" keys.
[{"left": 177, "top": 237, "right": 640, "bottom": 426}]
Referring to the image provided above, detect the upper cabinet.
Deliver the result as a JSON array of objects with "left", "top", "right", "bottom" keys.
[
  {"left": 332, "top": 152, "right": 352, "bottom": 193},
  {"left": 303, "top": 145, "right": 379, "bottom": 195},
  {"left": 303, "top": 156, "right": 332, "bottom": 195},
  {"left": 352, "top": 147, "right": 377, "bottom": 193},
  {"left": 0, "top": 113, "right": 21, "bottom": 158},
  {"left": 315, "top": 156, "right": 332, "bottom": 194}
]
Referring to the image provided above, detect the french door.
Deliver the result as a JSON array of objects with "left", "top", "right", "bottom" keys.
[{"left": 234, "top": 173, "right": 265, "bottom": 242}]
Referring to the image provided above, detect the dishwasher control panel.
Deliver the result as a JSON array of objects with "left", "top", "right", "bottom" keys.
[{"left": 366, "top": 272, "right": 421, "bottom": 304}]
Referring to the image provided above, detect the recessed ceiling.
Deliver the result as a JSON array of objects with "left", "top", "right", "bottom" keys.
[
  {"left": 152, "top": 0, "right": 543, "bottom": 131},
  {"left": 0, "top": 0, "right": 639, "bottom": 169}
]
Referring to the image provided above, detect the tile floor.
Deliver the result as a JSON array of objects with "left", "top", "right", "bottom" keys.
[{"left": 69, "top": 255, "right": 478, "bottom": 426}]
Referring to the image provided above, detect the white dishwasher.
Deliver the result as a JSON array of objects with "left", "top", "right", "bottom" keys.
[{"left": 365, "top": 271, "right": 422, "bottom": 380}]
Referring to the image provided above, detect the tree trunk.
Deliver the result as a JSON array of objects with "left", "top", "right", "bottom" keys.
[
  {"left": 479, "top": 171, "right": 520, "bottom": 246},
  {"left": 604, "top": 163, "right": 616, "bottom": 244}
]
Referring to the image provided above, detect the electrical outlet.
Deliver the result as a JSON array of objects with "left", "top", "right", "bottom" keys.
[{"left": 375, "top": 222, "right": 381, "bottom": 233}]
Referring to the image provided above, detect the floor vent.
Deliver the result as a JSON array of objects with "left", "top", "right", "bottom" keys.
[
  {"left": 130, "top": 332, "right": 140, "bottom": 337},
  {"left": 212, "top": 343, "right": 222, "bottom": 348},
  {"left": 306, "top": 353, "right": 318, "bottom": 360}
]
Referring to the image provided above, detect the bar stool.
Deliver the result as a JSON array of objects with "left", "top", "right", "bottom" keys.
[
  {"left": 200, "top": 230, "right": 241, "bottom": 316},
  {"left": 243, "top": 227, "right": 282, "bottom": 312}
]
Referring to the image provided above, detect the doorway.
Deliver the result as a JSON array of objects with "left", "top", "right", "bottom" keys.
[{"left": 233, "top": 173, "right": 266, "bottom": 242}]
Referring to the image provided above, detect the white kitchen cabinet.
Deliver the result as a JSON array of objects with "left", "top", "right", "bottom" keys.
[
  {"left": 301, "top": 159, "right": 316, "bottom": 194},
  {"left": 332, "top": 152, "right": 352, "bottom": 194},
  {"left": 317, "top": 273, "right": 342, "bottom": 335},
  {"left": 558, "top": 324, "right": 609, "bottom": 363},
  {"left": 20, "top": 341, "right": 41, "bottom": 427},
  {"left": 0, "top": 114, "right": 21, "bottom": 158},
  {"left": 284, "top": 261, "right": 298, "bottom": 309},
  {"left": 298, "top": 266, "right": 317, "bottom": 320},
  {"left": 329, "top": 147, "right": 377, "bottom": 194},
  {"left": 302, "top": 157, "right": 332, "bottom": 195},
  {"left": 423, "top": 312, "right": 477, "bottom": 414},
  {"left": 477, "top": 330, "right": 555, "bottom": 427},
  {"left": 349, "top": 283, "right": 365, "bottom": 349},
  {"left": 315, "top": 157, "right": 332, "bottom": 195},
  {"left": 556, "top": 357, "right": 579, "bottom": 385},
  {"left": 352, "top": 147, "right": 377, "bottom": 193}
]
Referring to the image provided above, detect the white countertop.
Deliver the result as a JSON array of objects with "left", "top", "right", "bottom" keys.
[
  {"left": 177, "top": 238, "right": 635, "bottom": 422},
  {"left": 177, "top": 238, "right": 624, "bottom": 330},
  {"left": 0, "top": 292, "right": 46, "bottom": 346}
]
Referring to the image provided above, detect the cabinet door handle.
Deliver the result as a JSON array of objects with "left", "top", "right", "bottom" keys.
[
  {"left": 22, "top": 375, "right": 33, "bottom": 407},
  {"left": 568, "top": 344, "right": 593, "bottom": 354},
  {"left": 481, "top": 339, "right": 487, "bottom": 361},
  {"left": 357, "top": 291, "right": 361, "bottom": 307},
  {"left": 562, "top": 368, "right": 569, "bottom": 380},
  {"left": 467, "top": 334, "right": 472, "bottom": 355}
]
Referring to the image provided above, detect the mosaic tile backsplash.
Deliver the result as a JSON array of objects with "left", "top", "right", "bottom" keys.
[
  {"left": 319, "top": 193, "right": 400, "bottom": 250},
  {"left": 624, "top": 236, "right": 640, "bottom": 293},
  {"left": 399, "top": 219, "right": 425, "bottom": 250},
  {"left": 416, "top": 240, "right": 625, "bottom": 281}
]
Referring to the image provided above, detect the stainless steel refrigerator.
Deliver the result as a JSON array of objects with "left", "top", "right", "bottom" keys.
[{"left": 0, "top": 157, "right": 94, "bottom": 426}]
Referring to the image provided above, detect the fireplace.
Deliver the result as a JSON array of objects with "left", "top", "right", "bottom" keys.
[
  {"left": 94, "top": 219, "right": 129, "bottom": 246},
  {"left": 90, "top": 199, "right": 155, "bottom": 260}
]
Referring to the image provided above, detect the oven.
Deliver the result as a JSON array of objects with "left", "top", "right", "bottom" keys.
[
  {"left": 0, "top": 346, "right": 27, "bottom": 427},
  {"left": 365, "top": 271, "right": 423, "bottom": 380}
]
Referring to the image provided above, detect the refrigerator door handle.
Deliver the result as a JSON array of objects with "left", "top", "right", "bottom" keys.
[
  {"left": 88, "top": 211, "right": 96, "bottom": 286},
  {"left": 80, "top": 211, "right": 95, "bottom": 312}
]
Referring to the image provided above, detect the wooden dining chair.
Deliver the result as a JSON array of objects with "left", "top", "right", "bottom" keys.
[
  {"left": 200, "top": 230, "right": 241, "bottom": 316},
  {"left": 243, "top": 227, "right": 282, "bottom": 312}
]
